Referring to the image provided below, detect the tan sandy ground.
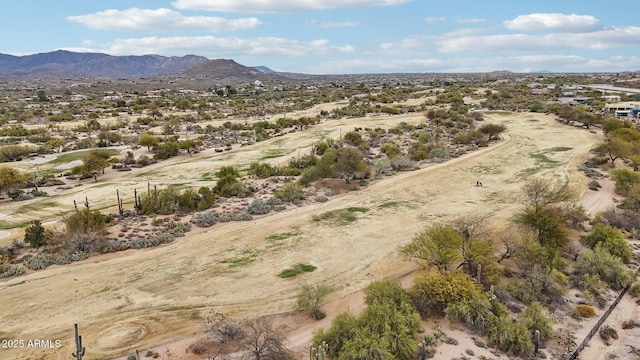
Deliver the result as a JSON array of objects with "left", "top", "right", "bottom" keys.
[{"left": 0, "top": 111, "right": 620, "bottom": 360}]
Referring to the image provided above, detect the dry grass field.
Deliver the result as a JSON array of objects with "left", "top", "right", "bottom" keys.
[{"left": 1, "top": 108, "right": 629, "bottom": 360}]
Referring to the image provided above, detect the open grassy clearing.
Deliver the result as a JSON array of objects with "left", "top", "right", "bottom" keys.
[{"left": 0, "top": 111, "right": 600, "bottom": 359}]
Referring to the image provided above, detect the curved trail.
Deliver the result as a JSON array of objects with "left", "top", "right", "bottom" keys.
[{"left": 0, "top": 113, "right": 600, "bottom": 360}]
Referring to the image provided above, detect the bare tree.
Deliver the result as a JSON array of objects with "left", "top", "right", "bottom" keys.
[{"left": 241, "top": 319, "right": 292, "bottom": 360}]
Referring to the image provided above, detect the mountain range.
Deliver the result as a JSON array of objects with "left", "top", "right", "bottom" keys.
[{"left": 0, "top": 50, "right": 282, "bottom": 80}]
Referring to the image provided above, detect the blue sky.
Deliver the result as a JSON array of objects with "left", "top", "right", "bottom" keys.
[{"left": 1, "top": 0, "right": 639, "bottom": 74}]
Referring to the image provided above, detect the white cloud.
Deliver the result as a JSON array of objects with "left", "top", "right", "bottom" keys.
[
  {"left": 378, "top": 37, "right": 425, "bottom": 53},
  {"left": 67, "top": 35, "right": 354, "bottom": 58},
  {"left": 424, "top": 17, "right": 445, "bottom": 24},
  {"left": 437, "top": 26, "right": 640, "bottom": 53},
  {"left": 455, "top": 18, "right": 487, "bottom": 24},
  {"left": 504, "top": 13, "right": 599, "bottom": 32},
  {"left": 67, "top": 8, "right": 262, "bottom": 32},
  {"left": 310, "top": 19, "right": 359, "bottom": 28},
  {"left": 172, "top": 0, "right": 411, "bottom": 13}
]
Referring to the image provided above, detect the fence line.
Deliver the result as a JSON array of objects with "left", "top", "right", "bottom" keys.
[{"left": 567, "top": 267, "right": 640, "bottom": 360}]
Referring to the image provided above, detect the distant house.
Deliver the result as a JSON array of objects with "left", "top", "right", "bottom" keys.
[{"left": 71, "top": 94, "right": 87, "bottom": 101}]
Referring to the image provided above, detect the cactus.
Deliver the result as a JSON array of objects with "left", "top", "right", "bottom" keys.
[
  {"left": 117, "top": 189, "right": 124, "bottom": 216},
  {"left": 534, "top": 329, "right": 540, "bottom": 354},
  {"left": 476, "top": 264, "right": 482, "bottom": 283},
  {"left": 418, "top": 338, "right": 428, "bottom": 360},
  {"left": 72, "top": 323, "right": 85, "bottom": 360},
  {"left": 310, "top": 341, "right": 329, "bottom": 360},
  {"left": 84, "top": 197, "right": 90, "bottom": 210}
]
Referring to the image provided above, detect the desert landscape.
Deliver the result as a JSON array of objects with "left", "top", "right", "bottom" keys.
[{"left": 2, "top": 100, "right": 638, "bottom": 360}]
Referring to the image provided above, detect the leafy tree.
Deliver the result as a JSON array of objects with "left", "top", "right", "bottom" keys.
[
  {"left": 296, "top": 284, "right": 332, "bottom": 320},
  {"left": 582, "top": 222, "right": 632, "bottom": 263},
  {"left": 334, "top": 146, "right": 369, "bottom": 183},
  {"left": 451, "top": 213, "right": 495, "bottom": 277},
  {"left": 179, "top": 139, "right": 202, "bottom": 156},
  {"left": 593, "top": 137, "right": 634, "bottom": 164},
  {"left": 71, "top": 150, "right": 112, "bottom": 182},
  {"left": 313, "top": 312, "right": 359, "bottom": 359},
  {"left": 514, "top": 178, "right": 576, "bottom": 250},
  {"left": 137, "top": 132, "right": 160, "bottom": 151},
  {"left": 46, "top": 138, "right": 66, "bottom": 153},
  {"left": 400, "top": 222, "right": 462, "bottom": 272},
  {"left": 0, "top": 166, "right": 27, "bottom": 196},
  {"left": 478, "top": 123, "right": 507, "bottom": 140},
  {"left": 24, "top": 220, "right": 46, "bottom": 248}
]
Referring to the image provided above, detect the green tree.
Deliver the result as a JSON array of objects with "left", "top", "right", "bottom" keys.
[
  {"left": 478, "top": 123, "right": 507, "bottom": 140},
  {"left": 179, "top": 139, "right": 202, "bottom": 157},
  {"left": 71, "top": 150, "right": 112, "bottom": 182},
  {"left": 296, "top": 284, "right": 332, "bottom": 320},
  {"left": 593, "top": 137, "right": 634, "bottom": 164},
  {"left": 0, "top": 166, "right": 27, "bottom": 196},
  {"left": 214, "top": 166, "right": 251, "bottom": 197},
  {"left": 137, "top": 132, "right": 160, "bottom": 151},
  {"left": 24, "top": 220, "right": 46, "bottom": 248},
  {"left": 46, "top": 138, "right": 66, "bottom": 153},
  {"left": 274, "top": 181, "right": 305, "bottom": 202},
  {"left": 400, "top": 222, "right": 462, "bottom": 272}
]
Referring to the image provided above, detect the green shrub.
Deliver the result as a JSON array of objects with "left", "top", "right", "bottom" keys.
[
  {"left": 274, "top": 182, "right": 305, "bottom": 202},
  {"left": 573, "top": 304, "right": 596, "bottom": 318},
  {"left": 629, "top": 282, "right": 640, "bottom": 297},
  {"left": 574, "top": 246, "right": 634, "bottom": 290},
  {"left": 582, "top": 223, "right": 632, "bottom": 263},
  {"left": 519, "top": 302, "right": 554, "bottom": 340},
  {"left": 24, "top": 253, "right": 56, "bottom": 270},
  {"left": 0, "top": 265, "right": 25, "bottom": 278},
  {"left": 487, "top": 315, "right": 533, "bottom": 356}
]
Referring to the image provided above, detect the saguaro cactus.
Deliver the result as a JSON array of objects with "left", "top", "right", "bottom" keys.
[
  {"left": 418, "top": 338, "right": 428, "bottom": 360},
  {"left": 310, "top": 341, "right": 329, "bottom": 360},
  {"left": 117, "top": 189, "right": 124, "bottom": 216},
  {"left": 72, "top": 323, "right": 85, "bottom": 360}
]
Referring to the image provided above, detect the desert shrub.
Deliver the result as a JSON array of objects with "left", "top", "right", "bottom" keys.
[
  {"left": 487, "top": 315, "right": 533, "bottom": 356},
  {"left": 574, "top": 246, "right": 634, "bottom": 290},
  {"left": 140, "top": 187, "right": 180, "bottom": 215},
  {"left": 168, "top": 222, "right": 191, "bottom": 237},
  {"left": 65, "top": 208, "right": 106, "bottom": 235},
  {"left": 610, "top": 168, "right": 640, "bottom": 195},
  {"left": 299, "top": 166, "right": 320, "bottom": 186},
  {"left": 247, "top": 198, "right": 270, "bottom": 215},
  {"left": 0, "top": 265, "right": 24, "bottom": 278},
  {"left": 55, "top": 251, "right": 88, "bottom": 265},
  {"left": 324, "top": 189, "right": 337, "bottom": 197},
  {"left": 573, "top": 304, "right": 596, "bottom": 318},
  {"left": 266, "top": 197, "right": 284, "bottom": 206},
  {"left": 273, "top": 205, "right": 286, "bottom": 212},
  {"left": 599, "top": 209, "right": 640, "bottom": 232},
  {"left": 127, "top": 354, "right": 137, "bottom": 360},
  {"left": 248, "top": 161, "right": 276, "bottom": 179},
  {"left": 629, "top": 282, "right": 640, "bottom": 297},
  {"left": 390, "top": 155, "right": 416, "bottom": 171},
  {"left": 581, "top": 222, "right": 632, "bottom": 263},
  {"left": 24, "top": 253, "right": 56, "bottom": 270},
  {"left": 444, "top": 289, "right": 495, "bottom": 334},
  {"left": 220, "top": 322, "right": 244, "bottom": 339},
  {"left": 129, "top": 234, "right": 175, "bottom": 249},
  {"left": 315, "top": 195, "right": 328, "bottom": 202},
  {"left": 519, "top": 302, "right": 554, "bottom": 340},
  {"left": 598, "top": 325, "right": 618, "bottom": 344},
  {"left": 192, "top": 212, "right": 216, "bottom": 227},
  {"left": 188, "top": 339, "right": 208, "bottom": 355},
  {"left": 622, "top": 320, "right": 639, "bottom": 329},
  {"left": 410, "top": 271, "right": 481, "bottom": 315},
  {"left": 218, "top": 212, "right": 252, "bottom": 222},
  {"left": 136, "top": 154, "right": 152, "bottom": 166},
  {"left": 274, "top": 182, "right": 305, "bottom": 202}
]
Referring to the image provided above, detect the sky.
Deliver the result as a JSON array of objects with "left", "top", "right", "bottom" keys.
[{"left": 1, "top": 0, "right": 639, "bottom": 74}]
